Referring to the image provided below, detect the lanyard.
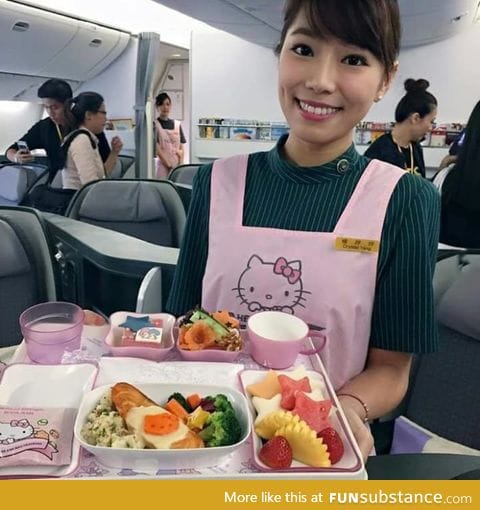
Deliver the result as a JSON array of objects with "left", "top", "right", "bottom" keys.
[
  {"left": 55, "top": 123, "right": 63, "bottom": 142},
  {"left": 396, "top": 142, "right": 415, "bottom": 174}
]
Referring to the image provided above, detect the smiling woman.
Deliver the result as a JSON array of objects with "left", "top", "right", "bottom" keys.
[{"left": 166, "top": 0, "right": 441, "bottom": 462}]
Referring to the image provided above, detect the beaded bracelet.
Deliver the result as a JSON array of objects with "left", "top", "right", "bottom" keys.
[{"left": 337, "top": 393, "right": 370, "bottom": 423}]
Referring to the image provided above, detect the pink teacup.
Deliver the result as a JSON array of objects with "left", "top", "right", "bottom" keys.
[{"left": 247, "top": 311, "right": 325, "bottom": 369}]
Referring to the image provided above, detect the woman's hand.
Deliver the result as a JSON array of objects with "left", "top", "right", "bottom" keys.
[
  {"left": 338, "top": 396, "right": 374, "bottom": 460},
  {"left": 111, "top": 136, "right": 123, "bottom": 155}
]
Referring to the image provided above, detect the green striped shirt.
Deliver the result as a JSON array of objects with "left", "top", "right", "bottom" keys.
[{"left": 166, "top": 137, "right": 440, "bottom": 353}]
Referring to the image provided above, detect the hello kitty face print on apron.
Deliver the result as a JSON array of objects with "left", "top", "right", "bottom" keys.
[{"left": 201, "top": 154, "right": 404, "bottom": 388}]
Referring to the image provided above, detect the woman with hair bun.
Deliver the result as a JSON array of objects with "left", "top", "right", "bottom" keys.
[{"left": 364, "top": 78, "right": 438, "bottom": 177}]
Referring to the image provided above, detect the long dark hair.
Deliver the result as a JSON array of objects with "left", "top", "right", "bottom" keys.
[
  {"left": 442, "top": 100, "right": 480, "bottom": 212},
  {"left": 275, "top": 0, "right": 400, "bottom": 74},
  {"left": 395, "top": 79, "right": 437, "bottom": 122},
  {"left": 65, "top": 92, "right": 104, "bottom": 129}
]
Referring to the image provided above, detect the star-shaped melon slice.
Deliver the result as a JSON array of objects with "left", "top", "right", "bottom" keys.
[
  {"left": 252, "top": 394, "right": 282, "bottom": 424},
  {"left": 278, "top": 375, "right": 311, "bottom": 410},
  {"left": 255, "top": 410, "right": 301, "bottom": 440},
  {"left": 278, "top": 365, "right": 327, "bottom": 399},
  {"left": 246, "top": 370, "right": 281, "bottom": 399},
  {"left": 291, "top": 392, "right": 332, "bottom": 433},
  {"left": 274, "top": 421, "right": 331, "bottom": 468}
]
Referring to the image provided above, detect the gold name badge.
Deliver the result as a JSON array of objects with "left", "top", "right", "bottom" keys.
[{"left": 335, "top": 237, "right": 380, "bottom": 253}]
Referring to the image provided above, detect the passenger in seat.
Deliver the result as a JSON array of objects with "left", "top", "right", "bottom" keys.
[
  {"left": 5, "top": 79, "right": 112, "bottom": 180},
  {"left": 61, "top": 92, "right": 123, "bottom": 190},
  {"left": 167, "top": 0, "right": 440, "bottom": 460},
  {"left": 154, "top": 92, "right": 186, "bottom": 179}
]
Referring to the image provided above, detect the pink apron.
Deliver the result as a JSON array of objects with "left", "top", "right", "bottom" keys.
[
  {"left": 202, "top": 154, "right": 405, "bottom": 389},
  {"left": 155, "top": 119, "right": 181, "bottom": 179}
]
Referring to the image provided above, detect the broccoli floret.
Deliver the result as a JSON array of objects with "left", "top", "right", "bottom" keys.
[
  {"left": 213, "top": 394, "right": 234, "bottom": 413},
  {"left": 202, "top": 394, "right": 234, "bottom": 413},
  {"left": 166, "top": 392, "right": 192, "bottom": 413},
  {"left": 198, "top": 408, "right": 242, "bottom": 447}
]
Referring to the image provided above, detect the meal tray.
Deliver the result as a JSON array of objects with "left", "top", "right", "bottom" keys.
[{"left": 69, "top": 339, "right": 367, "bottom": 480}]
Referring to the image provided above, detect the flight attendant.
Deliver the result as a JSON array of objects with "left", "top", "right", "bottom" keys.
[
  {"left": 364, "top": 78, "right": 438, "bottom": 177},
  {"left": 154, "top": 92, "right": 186, "bottom": 179},
  {"left": 167, "top": 0, "right": 440, "bottom": 459}
]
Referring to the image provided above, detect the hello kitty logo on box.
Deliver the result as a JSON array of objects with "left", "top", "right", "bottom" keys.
[
  {"left": 0, "top": 407, "right": 76, "bottom": 467},
  {"left": 0, "top": 418, "right": 57, "bottom": 460}
]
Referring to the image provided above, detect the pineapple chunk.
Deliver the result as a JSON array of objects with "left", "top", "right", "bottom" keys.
[
  {"left": 187, "top": 406, "right": 210, "bottom": 430},
  {"left": 255, "top": 410, "right": 301, "bottom": 440},
  {"left": 275, "top": 421, "right": 331, "bottom": 468}
]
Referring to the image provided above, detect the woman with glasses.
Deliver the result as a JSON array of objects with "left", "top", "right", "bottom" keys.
[
  {"left": 61, "top": 91, "right": 123, "bottom": 190},
  {"left": 4, "top": 79, "right": 112, "bottom": 180}
]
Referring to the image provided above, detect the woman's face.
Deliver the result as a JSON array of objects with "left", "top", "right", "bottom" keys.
[
  {"left": 85, "top": 102, "right": 107, "bottom": 134},
  {"left": 410, "top": 108, "right": 437, "bottom": 142},
  {"left": 278, "top": 10, "right": 391, "bottom": 158},
  {"left": 157, "top": 99, "right": 171, "bottom": 118}
]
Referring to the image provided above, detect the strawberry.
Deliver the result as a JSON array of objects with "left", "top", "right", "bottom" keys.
[
  {"left": 258, "top": 436, "right": 293, "bottom": 469},
  {"left": 317, "top": 427, "right": 344, "bottom": 464}
]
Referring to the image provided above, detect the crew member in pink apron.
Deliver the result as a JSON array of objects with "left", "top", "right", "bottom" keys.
[
  {"left": 154, "top": 92, "right": 186, "bottom": 179},
  {"left": 167, "top": 0, "right": 440, "bottom": 459}
]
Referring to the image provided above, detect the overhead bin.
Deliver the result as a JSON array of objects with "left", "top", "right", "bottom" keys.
[
  {"left": 0, "top": 2, "right": 130, "bottom": 81},
  {"left": 39, "top": 23, "right": 129, "bottom": 81},
  {"left": 0, "top": 2, "right": 78, "bottom": 76}
]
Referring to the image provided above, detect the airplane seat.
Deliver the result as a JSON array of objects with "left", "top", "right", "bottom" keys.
[
  {"left": 168, "top": 164, "right": 201, "bottom": 186},
  {"left": 109, "top": 155, "right": 135, "bottom": 179},
  {"left": 387, "top": 251, "right": 480, "bottom": 455},
  {"left": 135, "top": 266, "right": 163, "bottom": 313},
  {"left": 0, "top": 163, "right": 49, "bottom": 206},
  {"left": 0, "top": 206, "right": 56, "bottom": 347},
  {"left": 66, "top": 179, "right": 186, "bottom": 247},
  {"left": 50, "top": 170, "right": 63, "bottom": 189}
]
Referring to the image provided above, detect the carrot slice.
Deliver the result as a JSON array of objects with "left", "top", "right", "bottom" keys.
[
  {"left": 186, "top": 393, "right": 201, "bottom": 410},
  {"left": 182, "top": 321, "right": 217, "bottom": 350},
  {"left": 212, "top": 310, "right": 239, "bottom": 329},
  {"left": 165, "top": 398, "right": 190, "bottom": 420},
  {"left": 144, "top": 413, "right": 179, "bottom": 435}
]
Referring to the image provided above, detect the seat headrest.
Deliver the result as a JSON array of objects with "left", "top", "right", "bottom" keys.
[
  {"left": 0, "top": 220, "right": 31, "bottom": 277},
  {"left": 78, "top": 182, "right": 168, "bottom": 222},
  {"left": 0, "top": 166, "right": 30, "bottom": 202},
  {"left": 437, "top": 262, "right": 480, "bottom": 342}
]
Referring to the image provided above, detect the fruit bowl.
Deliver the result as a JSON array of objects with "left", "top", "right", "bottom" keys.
[{"left": 239, "top": 366, "right": 365, "bottom": 478}]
